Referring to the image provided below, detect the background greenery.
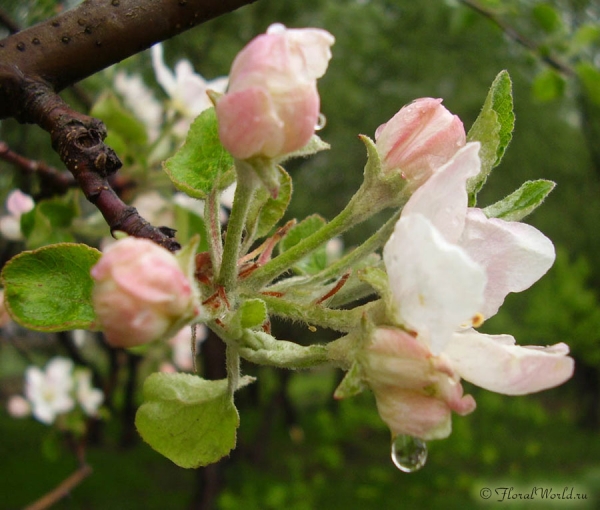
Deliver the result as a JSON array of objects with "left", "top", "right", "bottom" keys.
[{"left": 1, "top": 0, "right": 599, "bottom": 508}]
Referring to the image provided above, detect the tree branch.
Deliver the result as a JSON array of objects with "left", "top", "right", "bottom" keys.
[
  {"left": 0, "top": 0, "right": 258, "bottom": 250},
  {"left": 0, "top": 140, "right": 76, "bottom": 194},
  {"left": 459, "top": 0, "right": 575, "bottom": 77},
  {"left": 24, "top": 463, "right": 93, "bottom": 510}
]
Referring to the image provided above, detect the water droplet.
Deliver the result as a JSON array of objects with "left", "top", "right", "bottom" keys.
[
  {"left": 315, "top": 113, "right": 327, "bottom": 131},
  {"left": 391, "top": 435, "right": 427, "bottom": 473}
]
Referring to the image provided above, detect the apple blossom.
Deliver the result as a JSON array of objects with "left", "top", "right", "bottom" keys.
[
  {"left": 25, "top": 357, "right": 75, "bottom": 425},
  {"left": 215, "top": 23, "right": 335, "bottom": 160},
  {"left": 114, "top": 71, "right": 163, "bottom": 142},
  {"left": 367, "top": 141, "right": 574, "bottom": 440},
  {"left": 74, "top": 369, "right": 104, "bottom": 416},
  {"left": 0, "top": 189, "right": 34, "bottom": 241},
  {"left": 362, "top": 327, "right": 476, "bottom": 440},
  {"left": 151, "top": 43, "right": 228, "bottom": 137},
  {"left": 375, "top": 98, "right": 466, "bottom": 190},
  {"left": 91, "top": 237, "right": 197, "bottom": 348}
]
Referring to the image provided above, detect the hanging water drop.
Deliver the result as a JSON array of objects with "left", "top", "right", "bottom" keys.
[
  {"left": 315, "top": 113, "right": 327, "bottom": 131},
  {"left": 391, "top": 435, "right": 427, "bottom": 473}
]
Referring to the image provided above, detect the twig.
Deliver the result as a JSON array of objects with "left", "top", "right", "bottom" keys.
[
  {"left": 0, "top": 140, "right": 75, "bottom": 193},
  {"left": 459, "top": 0, "right": 575, "bottom": 77},
  {"left": 24, "top": 463, "right": 93, "bottom": 510}
]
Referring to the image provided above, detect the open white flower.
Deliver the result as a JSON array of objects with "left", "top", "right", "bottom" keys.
[
  {"left": 74, "top": 369, "right": 104, "bottom": 417},
  {"left": 114, "top": 71, "right": 163, "bottom": 142},
  {"left": 371, "top": 142, "right": 574, "bottom": 439},
  {"left": 151, "top": 43, "right": 228, "bottom": 137},
  {"left": 25, "top": 358, "right": 75, "bottom": 425}
]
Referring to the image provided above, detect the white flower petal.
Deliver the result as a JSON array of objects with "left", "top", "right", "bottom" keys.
[
  {"left": 384, "top": 213, "right": 486, "bottom": 355},
  {"left": 460, "top": 209, "right": 556, "bottom": 318},
  {"left": 400, "top": 142, "right": 481, "bottom": 243},
  {"left": 444, "top": 330, "right": 574, "bottom": 395},
  {"left": 151, "top": 43, "right": 177, "bottom": 97}
]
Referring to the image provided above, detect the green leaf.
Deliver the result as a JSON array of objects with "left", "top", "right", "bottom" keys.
[
  {"left": 238, "top": 299, "right": 268, "bottom": 330},
  {"left": 90, "top": 93, "right": 148, "bottom": 149},
  {"left": 483, "top": 180, "right": 555, "bottom": 221},
  {"left": 577, "top": 62, "right": 600, "bottom": 106},
  {"left": 1, "top": 243, "right": 101, "bottom": 331},
  {"left": 531, "top": 4, "right": 563, "bottom": 34},
  {"left": 135, "top": 373, "right": 254, "bottom": 468},
  {"left": 280, "top": 215, "right": 328, "bottom": 275},
  {"left": 246, "top": 166, "right": 293, "bottom": 240},
  {"left": 573, "top": 24, "right": 600, "bottom": 51},
  {"left": 333, "top": 362, "right": 367, "bottom": 399},
  {"left": 163, "top": 108, "right": 234, "bottom": 199},
  {"left": 20, "top": 192, "right": 79, "bottom": 249},
  {"left": 532, "top": 68, "right": 566, "bottom": 102},
  {"left": 278, "top": 133, "right": 330, "bottom": 162},
  {"left": 467, "top": 71, "right": 515, "bottom": 203}
]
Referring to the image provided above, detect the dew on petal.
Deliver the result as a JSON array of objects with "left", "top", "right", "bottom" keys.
[
  {"left": 315, "top": 113, "right": 327, "bottom": 131},
  {"left": 391, "top": 435, "right": 427, "bottom": 472}
]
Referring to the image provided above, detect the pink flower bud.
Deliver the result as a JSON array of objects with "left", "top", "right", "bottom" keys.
[
  {"left": 91, "top": 237, "right": 196, "bottom": 348},
  {"left": 216, "top": 23, "right": 335, "bottom": 160},
  {"left": 375, "top": 98, "right": 466, "bottom": 189},
  {"left": 362, "top": 327, "right": 475, "bottom": 440}
]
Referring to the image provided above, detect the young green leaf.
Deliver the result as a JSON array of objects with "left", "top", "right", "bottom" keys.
[
  {"left": 333, "top": 361, "right": 367, "bottom": 399},
  {"left": 483, "top": 180, "right": 555, "bottom": 221},
  {"left": 238, "top": 298, "right": 268, "bottom": 330},
  {"left": 135, "top": 373, "right": 254, "bottom": 468},
  {"left": 163, "top": 108, "right": 234, "bottom": 199},
  {"left": 280, "top": 215, "right": 328, "bottom": 275},
  {"left": 467, "top": 71, "right": 515, "bottom": 203},
  {"left": 245, "top": 166, "right": 293, "bottom": 241},
  {"left": 1, "top": 243, "right": 101, "bottom": 331},
  {"left": 532, "top": 69, "right": 566, "bottom": 102}
]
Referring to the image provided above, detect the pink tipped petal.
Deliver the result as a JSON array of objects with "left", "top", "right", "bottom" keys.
[
  {"left": 401, "top": 142, "right": 481, "bottom": 243},
  {"left": 372, "top": 386, "right": 454, "bottom": 440},
  {"left": 384, "top": 214, "right": 486, "bottom": 355},
  {"left": 444, "top": 330, "right": 575, "bottom": 395},
  {"left": 218, "top": 25, "right": 333, "bottom": 160},
  {"left": 375, "top": 98, "right": 466, "bottom": 188},
  {"left": 217, "top": 87, "right": 284, "bottom": 159},
  {"left": 460, "top": 209, "right": 556, "bottom": 318}
]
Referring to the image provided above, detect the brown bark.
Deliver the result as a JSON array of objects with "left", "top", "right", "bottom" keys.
[{"left": 0, "top": 0, "right": 257, "bottom": 250}]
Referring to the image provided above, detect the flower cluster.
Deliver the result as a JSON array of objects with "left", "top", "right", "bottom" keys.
[{"left": 7, "top": 357, "right": 104, "bottom": 425}]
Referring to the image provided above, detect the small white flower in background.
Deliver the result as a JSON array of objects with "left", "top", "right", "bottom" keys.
[
  {"left": 25, "top": 357, "right": 75, "bottom": 425},
  {"left": 114, "top": 71, "right": 164, "bottom": 142},
  {"left": 7, "top": 395, "right": 31, "bottom": 418},
  {"left": 8, "top": 357, "right": 105, "bottom": 425},
  {"left": 151, "top": 43, "right": 228, "bottom": 137},
  {"left": 74, "top": 369, "right": 104, "bottom": 417},
  {"left": 0, "top": 190, "right": 34, "bottom": 241}
]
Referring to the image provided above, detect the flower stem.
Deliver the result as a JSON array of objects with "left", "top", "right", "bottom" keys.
[
  {"left": 217, "top": 163, "right": 257, "bottom": 292},
  {"left": 243, "top": 183, "right": 381, "bottom": 292},
  {"left": 206, "top": 186, "right": 223, "bottom": 273}
]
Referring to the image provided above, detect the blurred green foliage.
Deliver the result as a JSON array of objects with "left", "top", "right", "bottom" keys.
[{"left": 1, "top": 0, "right": 600, "bottom": 508}]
